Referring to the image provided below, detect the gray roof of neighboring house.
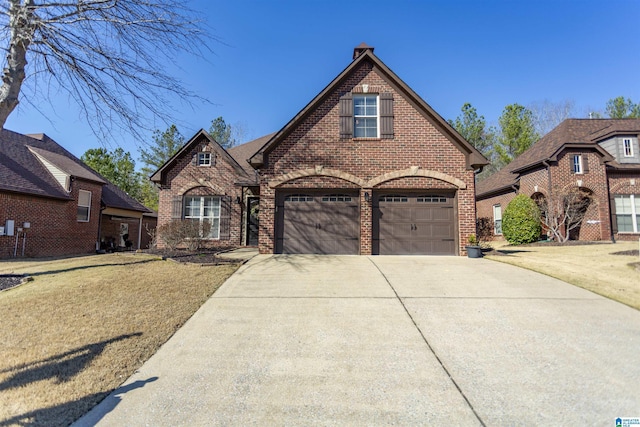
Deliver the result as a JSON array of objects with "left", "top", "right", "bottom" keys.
[
  {"left": 0, "top": 129, "right": 152, "bottom": 213},
  {"left": 476, "top": 118, "right": 640, "bottom": 198}
]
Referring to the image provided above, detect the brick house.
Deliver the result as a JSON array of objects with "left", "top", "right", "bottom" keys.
[
  {"left": 154, "top": 44, "right": 488, "bottom": 255},
  {"left": 151, "top": 130, "right": 270, "bottom": 248},
  {"left": 0, "top": 129, "right": 155, "bottom": 258},
  {"left": 476, "top": 119, "right": 640, "bottom": 242}
]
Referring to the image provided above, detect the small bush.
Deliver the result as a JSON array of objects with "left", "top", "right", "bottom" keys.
[
  {"left": 182, "top": 220, "right": 211, "bottom": 251},
  {"left": 502, "top": 194, "right": 541, "bottom": 245},
  {"left": 476, "top": 217, "right": 494, "bottom": 242},
  {"left": 157, "top": 220, "right": 185, "bottom": 250}
]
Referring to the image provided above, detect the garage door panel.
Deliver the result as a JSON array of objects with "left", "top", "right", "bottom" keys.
[
  {"left": 375, "top": 193, "right": 456, "bottom": 255},
  {"left": 431, "top": 207, "right": 453, "bottom": 221},
  {"left": 279, "top": 192, "right": 359, "bottom": 254}
]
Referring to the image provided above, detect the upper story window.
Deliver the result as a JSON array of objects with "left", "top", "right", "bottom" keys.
[
  {"left": 198, "top": 152, "right": 212, "bottom": 166},
  {"left": 623, "top": 138, "right": 634, "bottom": 157},
  {"left": 77, "top": 190, "right": 91, "bottom": 222},
  {"left": 339, "top": 92, "right": 393, "bottom": 139},
  {"left": 353, "top": 95, "right": 378, "bottom": 138},
  {"left": 572, "top": 155, "right": 583, "bottom": 174}
]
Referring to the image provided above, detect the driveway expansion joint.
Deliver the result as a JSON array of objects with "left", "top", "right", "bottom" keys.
[{"left": 367, "top": 257, "right": 487, "bottom": 427}]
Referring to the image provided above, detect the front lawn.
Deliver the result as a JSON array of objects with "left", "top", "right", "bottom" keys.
[
  {"left": 486, "top": 241, "right": 640, "bottom": 310},
  {"left": 0, "top": 253, "right": 239, "bottom": 426}
]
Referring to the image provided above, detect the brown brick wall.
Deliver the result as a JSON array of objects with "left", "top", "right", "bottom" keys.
[
  {"left": 0, "top": 180, "right": 102, "bottom": 258},
  {"left": 259, "top": 60, "right": 477, "bottom": 255},
  {"left": 476, "top": 191, "right": 516, "bottom": 241},
  {"left": 477, "top": 150, "right": 620, "bottom": 242},
  {"left": 157, "top": 136, "right": 245, "bottom": 249}
]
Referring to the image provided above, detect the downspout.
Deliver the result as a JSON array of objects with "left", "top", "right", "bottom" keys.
[
  {"left": 542, "top": 160, "right": 552, "bottom": 194},
  {"left": 605, "top": 167, "right": 616, "bottom": 243},
  {"left": 97, "top": 202, "right": 106, "bottom": 252},
  {"left": 137, "top": 215, "right": 143, "bottom": 250}
]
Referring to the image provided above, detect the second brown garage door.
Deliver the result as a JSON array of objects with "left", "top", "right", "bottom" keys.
[
  {"left": 276, "top": 191, "right": 360, "bottom": 254},
  {"left": 373, "top": 193, "right": 456, "bottom": 255}
]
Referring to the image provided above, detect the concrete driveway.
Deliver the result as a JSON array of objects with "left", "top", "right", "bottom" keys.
[{"left": 75, "top": 255, "right": 640, "bottom": 426}]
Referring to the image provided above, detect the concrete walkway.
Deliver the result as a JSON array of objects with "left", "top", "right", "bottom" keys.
[{"left": 75, "top": 255, "right": 640, "bottom": 426}]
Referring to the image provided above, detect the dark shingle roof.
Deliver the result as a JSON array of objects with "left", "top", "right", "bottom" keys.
[
  {"left": 476, "top": 119, "right": 640, "bottom": 197},
  {"left": 0, "top": 129, "right": 151, "bottom": 213},
  {"left": 227, "top": 133, "right": 275, "bottom": 179}
]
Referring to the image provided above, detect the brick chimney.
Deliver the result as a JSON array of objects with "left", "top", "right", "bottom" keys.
[{"left": 353, "top": 42, "right": 374, "bottom": 59}]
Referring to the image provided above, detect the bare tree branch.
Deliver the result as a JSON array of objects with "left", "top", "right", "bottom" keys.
[
  {"left": 535, "top": 187, "right": 593, "bottom": 243},
  {"left": 0, "top": 0, "right": 216, "bottom": 142}
]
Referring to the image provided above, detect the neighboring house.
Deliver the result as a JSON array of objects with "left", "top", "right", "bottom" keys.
[
  {"left": 154, "top": 44, "right": 488, "bottom": 255},
  {"left": 476, "top": 118, "right": 640, "bottom": 242},
  {"left": 0, "top": 130, "right": 155, "bottom": 258}
]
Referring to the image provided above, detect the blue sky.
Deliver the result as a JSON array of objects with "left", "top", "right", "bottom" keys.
[{"left": 5, "top": 0, "right": 640, "bottom": 166}]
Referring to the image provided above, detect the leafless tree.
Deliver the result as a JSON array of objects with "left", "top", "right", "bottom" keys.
[
  {"left": 0, "top": 0, "right": 213, "bottom": 140},
  {"left": 535, "top": 187, "right": 593, "bottom": 243},
  {"left": 529, "top": 99, "right": 576, "bottom": 136}
]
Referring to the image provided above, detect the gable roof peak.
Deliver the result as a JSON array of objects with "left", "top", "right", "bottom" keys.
[{"left": 353, "top": 42, "right": 374, "bottom": 59}]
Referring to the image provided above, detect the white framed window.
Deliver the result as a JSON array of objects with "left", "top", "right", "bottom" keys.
[
  {"left": 197, "top": 152, "right": 212, "bottom": 166},
  {"left": 184, "top": 196, "right": 220, "bottom": 238},
  {"left": 615, "top": 194, "right": 640, "bottom": 233},
  {"left": 353, "top": 94, "right": 378, "bottom": 138},
  {"left": 623, "top": 138, "right": 634, "bottom": 157},
  {"left": 572, "top": 155, "right": 583, "bottom": 174},
  {"left": 493, "top": 204, "right": 502, "bottom": 235},
  {"left": 77, "top": 190, "right": 91, "bottom": 222}
]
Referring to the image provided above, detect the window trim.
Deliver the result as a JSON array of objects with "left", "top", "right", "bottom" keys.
[
  {"left": 493, "top": 204, "right": 503, "bottom": 235},
  {"left": 353, "top": 94, "right": 379, "bottom": 138},
  {"left": 197, "top": 152, "right": 212, "bottom": 167},
  {"left": 77, "top": 190, "right": 91, "bottom": 222},
  {"left": 183, "top": 195, "right": 221, "bottom": 239},
  {"left": 623, "top": 138, "right": 634, "bottom": 157},
  {"left": 572, "top": 154, "right": 583, "bottom": 174},
  {"left": 615, "top": 194, "right": 640, "bottom": 233}
]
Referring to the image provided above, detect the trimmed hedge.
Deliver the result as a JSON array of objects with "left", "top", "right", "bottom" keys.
[{"left": 502, "top": 194, "right": 541, "bottom": 245}]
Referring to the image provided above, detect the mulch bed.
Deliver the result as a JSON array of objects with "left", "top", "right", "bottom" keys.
[
  {"left": 0, "top": 274, "right": 30, "bottom": 292},
  {"left": 484, "top": 240, "right": 634, "bottom": 257},
  {"left": 145, "top": 247, "right": 243, "bottom": 265},
  {"left": 612, "top": 250, "right": 640, "bottom": 256}
]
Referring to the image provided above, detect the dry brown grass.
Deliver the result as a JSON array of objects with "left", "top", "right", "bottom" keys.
[
  {"left": 0, "top": 253, "right": 239, "bottom": 426},
  {"left": 486, "top": 241, "right": 640, "bottom": 310}
]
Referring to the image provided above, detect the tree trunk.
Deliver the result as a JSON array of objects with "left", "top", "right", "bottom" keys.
[{"left": 0, "top": 0, "right": 35, "bottom": 129}]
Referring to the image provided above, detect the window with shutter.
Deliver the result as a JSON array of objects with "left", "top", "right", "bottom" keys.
[
  {"left": 183, "top": 195, "right": 221, "bottom": 238},
  {"left": 572, "top": 155, "right": 583, "bottom": 174}
]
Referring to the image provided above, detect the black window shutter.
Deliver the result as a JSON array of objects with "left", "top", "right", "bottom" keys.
[
  {"left": 171, "top": 196, "right": 183, "bottom": 219},
  {"left": 380, "top": 92, "right": 394, "bottom": 139},
  {"left": 219, "top": 196, "right": 231, "bottom": 240},
  {"left": 610, "top": 194, "right": 618, "bottom": 235},
  {"left": 339, "top": 93, "right": 353, "bottom": 139},
  {"left": 571, "top": 156, "right": 577, "bottom": 174},
  {"left": 582, "top": 155, "right": 589, "bottom": 173}
]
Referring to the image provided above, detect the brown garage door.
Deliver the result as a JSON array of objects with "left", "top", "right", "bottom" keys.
[
  {"left": 276, "top": 192, "right": 359, "bottom": 254},
  {"left": 373, "top": 193, "right": 456, "bottom": 255}
]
